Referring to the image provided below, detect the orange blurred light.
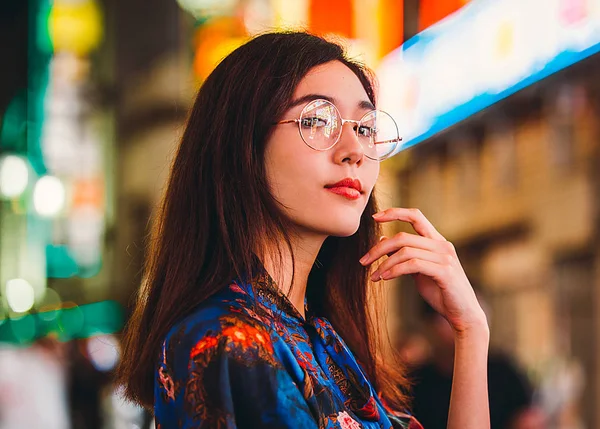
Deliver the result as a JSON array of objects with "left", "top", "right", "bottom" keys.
[
  {"left": 419, "top": 0, "right": 469, "bottom": 32},
  {"left": 72, "top": 177, "right": 104, "bottom": 209},
  {"left": 193, "top": 16, "right": 247, "bottom": 81},
  {"left": 309, "top": 0, "right": 354, "bottom": 39},
  {"left": 378, "top": 0, "right": 404, "bottom": 59}
]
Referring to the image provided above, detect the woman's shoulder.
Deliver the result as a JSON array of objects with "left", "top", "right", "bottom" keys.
[
  {"left": 155, "top": 285, "right": 285, "bottom": 413},
  {"left": 160, "top": 283, "right": 276, "bottom": 366}
]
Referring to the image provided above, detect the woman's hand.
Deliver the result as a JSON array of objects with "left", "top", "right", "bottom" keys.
[{"left": 359, "top": 208, "right": 488, "bottom": 337}]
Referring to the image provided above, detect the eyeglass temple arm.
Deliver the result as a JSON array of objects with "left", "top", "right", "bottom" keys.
[
  {"left": 277, "top": 119, "right": 299, "bottom": 124},
  {"left": 374, "top": 137, "right": 403, "bottom": 145}
]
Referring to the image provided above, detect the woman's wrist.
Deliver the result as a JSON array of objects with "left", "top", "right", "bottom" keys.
[{"left": 453, "top": 314, "right": 490, "bottom": 343}]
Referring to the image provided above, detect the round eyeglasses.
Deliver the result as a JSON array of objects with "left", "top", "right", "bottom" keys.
[{"left": 276, "top": 99, "right": 402, "bottom": 161}]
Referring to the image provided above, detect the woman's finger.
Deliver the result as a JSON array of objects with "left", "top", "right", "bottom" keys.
[
  {"left": 378, "top": 235, "right": 396, "bottom": 258},
  {"left": 372, "top": 208, "right": 446, "bottom": 241},
  {"left": 378, "top": 258, "right": 449, "bottom": 282},
  {"left": 360, "top": 231, "right": 450, "bottom": 266},
  {"left": 370, "top": 246, "right": 448, "bottom": 282}
]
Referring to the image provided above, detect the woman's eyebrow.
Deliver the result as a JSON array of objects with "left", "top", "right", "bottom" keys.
[
  {"left": 358, "top": 99, "right": 376, "bottom": 111},
  {"left": 289, "top": 93, "right": 335, "bottom": 108},
  {"left": 289, "top": 94, "right": 375, "bottom": 111}
]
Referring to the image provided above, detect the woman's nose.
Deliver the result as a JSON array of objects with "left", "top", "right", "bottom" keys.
[{"left": 333, "top": 121, "right": 364, "bottom": 165}]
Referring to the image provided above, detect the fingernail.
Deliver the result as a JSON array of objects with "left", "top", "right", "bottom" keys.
[
  {"left": 379, "top": 236, "right": 387, "bottom": 242},
  {"left": 370, "top": 270, "right": 380, "bottom": 282},
  {"left": 372, "top": 212, "right": 385, "bottom": 219},
  {"left": 359, "top": 254, "right": 370, "bottom": 265},
  {"left": 381, "top": 270, "right": 392, "bottom": 280}
]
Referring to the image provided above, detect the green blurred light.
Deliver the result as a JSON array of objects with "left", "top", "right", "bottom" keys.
[
  {"left": 58, "top": 305, "right": 85, "bottom": 339},
  {"left": 79, "top": 256, "right": 103, "bottom": 279},
  {"left": 0, "top": 307, "right": 7, "bottom": 326},
  {"left": 80, "top": 300, "right": 123, "bottom": 337},
  {"left": 37, "top": 307, "right": 60, "bottom": 322},
  {"left": 46, "top": 245, "right": 104, "bottom": 279},
  {"left": 46, "top": 244, "right": 79, "bottom": 278},
  {"left": 0, "top": 300, "right": 124, "bottom": 345},
  {"left": 0, "top": 91, "right": 28, "bottom": 152},
  {"left": 9, "top": 314, "right": 37, "bottom": 345},
  {"left": 36, "top": 0, "right": 53, "bottom": 55},
  {"left": 26, "top": 0, "right": 51, "bottom": 176}
]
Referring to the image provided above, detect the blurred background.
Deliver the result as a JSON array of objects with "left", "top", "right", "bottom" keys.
[{"left": 0, "top": 0, "right": 598, "bottom": 428}]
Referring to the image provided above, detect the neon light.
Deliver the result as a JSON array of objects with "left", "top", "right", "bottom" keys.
[{"left": 378, "top": 0, "right": 600, "bottom": 152}]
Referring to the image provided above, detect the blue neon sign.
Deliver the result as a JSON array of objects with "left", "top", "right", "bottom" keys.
[{"left": 378, "top": 0, "right": 600, "bottom": 151}]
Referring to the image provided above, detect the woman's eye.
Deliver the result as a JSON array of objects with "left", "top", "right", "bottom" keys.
[
  {"left": 301, "top": 117, "right": 329, "bottom": 128},
  {"left": 357, "top": 126, "right": 375, "bottom": 137}
]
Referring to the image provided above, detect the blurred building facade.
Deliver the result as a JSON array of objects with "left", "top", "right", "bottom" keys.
[
  {"left": 375, "top": 2, "right": 600, "bottom": 426},
  {"left": 393, "top": 52, "right": 600, "bottom": 428}
]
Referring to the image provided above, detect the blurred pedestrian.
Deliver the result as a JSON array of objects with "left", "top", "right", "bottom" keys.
[
  {"left": 407, "top": 299, "right": 547, "bottom": 429},
  {"left": 67, "top": 338, "right": 113, "bottom": 429}
]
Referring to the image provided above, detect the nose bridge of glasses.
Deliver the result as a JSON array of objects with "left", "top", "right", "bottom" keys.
[
  {"left": 336, "top": 118, "right": 367, "bottom": 158},
  {"left": 339, "top": 119, "right": 363, "bottom": 142},
  {"left": 341, "top": 118, "right": 360, "bottom": 129}
]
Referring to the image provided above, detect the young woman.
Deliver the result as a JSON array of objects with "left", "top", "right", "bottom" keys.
[{"left": 117, "top": 32, "right": 490, "bottom": 429}]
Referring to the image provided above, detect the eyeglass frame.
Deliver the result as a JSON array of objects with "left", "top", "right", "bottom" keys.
[{"left": 275, "top": 99, "right": 402, "bottom": 161}]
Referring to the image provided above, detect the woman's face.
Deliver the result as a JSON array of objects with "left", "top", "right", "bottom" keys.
[{"left": 265, "top": 60, "right": 380, "bottom": 238}]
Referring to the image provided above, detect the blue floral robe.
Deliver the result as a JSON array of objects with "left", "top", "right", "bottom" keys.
[{"left": 154, "top": 267, "right": 423, "bottom": 429}]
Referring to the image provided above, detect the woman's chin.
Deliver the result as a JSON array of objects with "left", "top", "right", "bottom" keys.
[
  {"left": 298, "top": 213, "right": 362, "bottom": 238},
  {"left": 326, "top": 221, "right": 361, "bottom": 238}
]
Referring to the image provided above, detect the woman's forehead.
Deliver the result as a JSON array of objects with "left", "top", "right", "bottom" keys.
[{"left": 292, "top": 61, "right": 372, "bottom": 113}]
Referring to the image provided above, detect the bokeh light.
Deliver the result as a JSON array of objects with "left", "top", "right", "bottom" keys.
[
  {"left": 58, "top": 302, "right": 84, "bottom": 338},
  {"left": 0, "top": 155, "right": 29, "bottom": 198},
  {"left": 49, "top": 0, "right": 103, "bottom": 56},
  {"left": 176, "top": 0, "right": 237, "bottom": 18},
  {"left": 0, "top": 305, "right": 7, "bottom": 326},
  {"left": 6, "top": 278, "right": 36, "bottom": 313},
  {"left": 86, "top": 334, "right": 120, "bottom": 371},
  {"left": 33, "top": 175, "right": 66, "bottom": 217},
  {"left": 9, "top": 314, "right": 37, "bottom": 344},
  {"left": 36, "top": 288, "right": 63, "bottom": 321}
]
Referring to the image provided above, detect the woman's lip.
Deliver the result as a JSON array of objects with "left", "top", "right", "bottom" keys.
[{"left": 325, "top": 186, "right": 361, "bottom": 200}]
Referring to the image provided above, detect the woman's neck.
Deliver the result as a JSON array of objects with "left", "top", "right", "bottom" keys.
[{"left": 260, "top": 232, "right": 326, "bottom": 319}]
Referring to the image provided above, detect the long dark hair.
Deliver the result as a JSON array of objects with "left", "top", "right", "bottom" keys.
[{"left": 117, "top": 31, "right": 410, "bottom": 410}]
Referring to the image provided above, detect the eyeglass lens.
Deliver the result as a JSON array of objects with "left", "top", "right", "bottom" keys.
[{"left": 298, "top": 99, "right": 400, "bottom": 160}]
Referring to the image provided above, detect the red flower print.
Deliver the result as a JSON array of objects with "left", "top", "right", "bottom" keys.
[
  {"left": 222, "top": 323, "right": 274, "bottom": 354},
  {"left": 254, "top": 331, "right": 268, "bottom": 346},
  {"left": 356, "top": 396, "right": 380, "bottom": 420},
  {"left": 229, "top": 283, "right": 246, "bottom": 294},
  {"left": 294, "top": 348, "right": 317, "bottom": 373},
  {"left": 190, "top": 335, "right": 219, "bottom": 359},
  {"left": 337, "top": 411, "right": 361, "bottom": 429},
  {"left": 158, "top": 366, "right": 175, "bottom": 401}
]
